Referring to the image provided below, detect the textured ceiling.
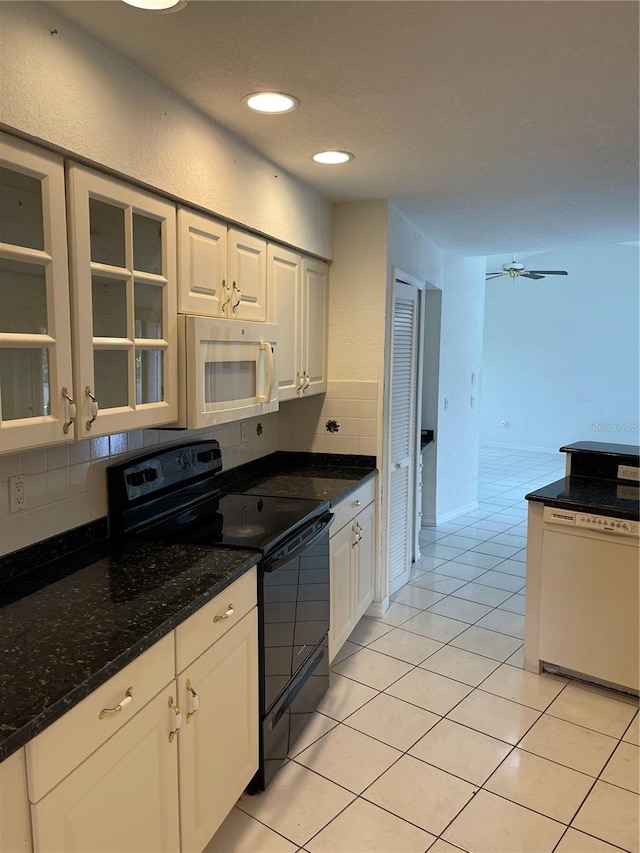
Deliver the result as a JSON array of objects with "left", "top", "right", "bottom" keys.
[{"left": 52, "top": 0, "right": 639, "bottom": 255}]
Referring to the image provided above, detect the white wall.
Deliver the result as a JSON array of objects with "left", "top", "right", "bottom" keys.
[
  {"left": 0, "top": 1, "right": 332, "bottom": 258},
  {"left": 481, "top": 243, "right": 640, "bottom": 451}
]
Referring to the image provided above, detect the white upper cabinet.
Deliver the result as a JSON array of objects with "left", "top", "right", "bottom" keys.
[
  {"left": 67, "top": 165, "right": 178, "bottom": 438},
  {"left": 267, "top": 244, "right": 302, "bottom": 399},
  {"left": 268, "top": 248, "right": 328, "bottom": 400},
  {"left": 301, "top": 256, "right": 328, "bottom": 397},
  {"left": 177, "top": 207, "right": 228, "bottom": 316},
  {"left": 0, "top": 133, "right": 74, "bottom": 454},
  {"left": 178, "top": 208, "right": 266, "bottom": 321},
  {"left": 227, "top": 228, "right": 267, "bottom": 321}
]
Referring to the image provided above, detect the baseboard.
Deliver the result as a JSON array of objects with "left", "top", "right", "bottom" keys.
[
  {"left": 365, "top": 598, "right": 388, "bottom": 618},
  {"left": 481, "top": 440, "right": 559, "bottom": 454},
  {"left": 421, "top": 500, "right": 478, "bottom": 527}
]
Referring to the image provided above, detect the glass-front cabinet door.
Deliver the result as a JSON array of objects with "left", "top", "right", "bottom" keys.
[
  {"left": 67, "top": 165, "right": 177, "bottom": 437},
  {"left": 0, "top": 133, "right": 74, "bottom": 454}
]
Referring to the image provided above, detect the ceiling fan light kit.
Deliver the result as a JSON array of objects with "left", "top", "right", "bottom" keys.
[{"left": 486, "top": 255, "right": 568, "bottom": 281}]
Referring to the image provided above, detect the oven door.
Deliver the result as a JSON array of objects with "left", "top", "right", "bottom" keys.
[
  {"left": 261, "top": 514, "right": 332, "bottom": 714},
  {"left": 180, "top": 315, "right": 278, "bottom": 428}
]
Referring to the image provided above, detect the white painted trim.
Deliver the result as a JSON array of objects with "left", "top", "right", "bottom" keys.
[
  {"left": 421, "top": 500, "right": 478, "bottom": 527},
  {"left": 481, "top": 440, "right": 560, "bottom": 454},
  {"left": 365, "top": 598, "right": 389, "bottom": 618}
]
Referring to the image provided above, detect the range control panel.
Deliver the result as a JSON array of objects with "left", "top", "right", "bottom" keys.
[{"left": 544, "top": 507, "right": 639, "bottom": 537}]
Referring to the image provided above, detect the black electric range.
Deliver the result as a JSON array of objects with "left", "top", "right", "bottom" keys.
[{"left": 107, "top": 440, "right": 333, "bottom": 790}]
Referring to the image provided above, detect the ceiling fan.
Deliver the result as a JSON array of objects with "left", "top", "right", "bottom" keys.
[{"left": 486, "top": 254, "right": 568, "bottom": 281}]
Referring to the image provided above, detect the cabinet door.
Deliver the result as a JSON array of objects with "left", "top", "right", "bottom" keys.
[
  {"left": 67, "top": 164, "right": 178, "bottom": 437},
  {"left": 178, "top": 608, "right": 258, "bottom": 853},
  {"left": 31, "top": 683, "right": 180, "bottom": 853},
  {"left": 0, "top": 749, "right": 32, "bottom": 853},
  {"left": 0, "top": 133, "right": 74, "bottom": 453},
  {"left": 227, "top": 228, "right": 267, "bottom": 321},
  {"left": 301, "top": 257, "right": 328, "bottom": 396},
  {"left": 329, "top": 522, "right": 355, "bottom": 663},
  {"left": 354, "top": 501, "right": 376, "bottom": 622},
  {"left": 178, "top": 207, "right": 228, "bottom": 316},
  {"left": 267, "top": 244, "right": 302, "bottom": 401}
]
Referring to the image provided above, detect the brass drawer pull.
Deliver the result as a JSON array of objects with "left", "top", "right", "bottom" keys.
[
  {"left": 99, "top": 688, "right": 133, "bottom": 719},
  {"left": 213, "top": 604, "right": 234, "bottom": 623},
  {"left": 186, "top": 679, "right": 199, "bottom": 723},
  {"left": 168, "top": 696, "right": 182, "bottom": 742}
]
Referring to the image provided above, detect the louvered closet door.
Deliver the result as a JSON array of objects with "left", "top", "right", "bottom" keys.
[{"left": 388, "top": 282, "right": 419, "bottom": 594}]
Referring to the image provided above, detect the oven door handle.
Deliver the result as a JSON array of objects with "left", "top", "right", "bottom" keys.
[{"left": 263, "top": 512, "right": 333, "bottom": 573}]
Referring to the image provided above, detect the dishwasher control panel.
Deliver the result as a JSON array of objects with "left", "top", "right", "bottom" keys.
[{"left": 544, "top": 506, "right": 639, "bottom": 537}]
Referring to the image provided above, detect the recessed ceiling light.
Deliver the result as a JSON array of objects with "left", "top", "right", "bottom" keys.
[
  {"left": 312, "top": 150, "right": 354, "bottom": 165},
  {"left": 122, "top": 0, "right": 189, "bottom": 11},
  {"left": 243, "top": 93, "right": 300, "bottom": 114}
]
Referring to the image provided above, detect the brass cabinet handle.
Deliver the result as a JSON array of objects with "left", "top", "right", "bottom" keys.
[
  {"left": 99, "top": 688, "right": 133, "bottom": 719},
  {"left": 221, "top": 279, "right": 230, "bottom": 309},
  {"left": 186, "top": 679, "right": 199, "bottom": 723},
  {"left": 62, "top": 387, "right": 76, "bottom": 435},
  {"left": 85, "top": 386, "right": 99, "bottom": 430},
  {"left": 231, "top": 281, "right": 241, "bottom": 313},
  {"left": 351, "top": 499, "right": 361, "bottom": 508},
  {"left": 213, "top": 604, "right": 234, "bottom": 623},
  {"left": 168, "top": 695, "right": 182, "bottom": 742}
]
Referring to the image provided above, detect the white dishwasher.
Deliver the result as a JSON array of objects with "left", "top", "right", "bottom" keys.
[{"left": 524, "top": 504, "right": 639, "bottom": 694}]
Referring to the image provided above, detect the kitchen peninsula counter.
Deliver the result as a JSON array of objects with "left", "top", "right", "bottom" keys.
[{"left": 0, "top": 451, "right": 376, "bottom": 763}]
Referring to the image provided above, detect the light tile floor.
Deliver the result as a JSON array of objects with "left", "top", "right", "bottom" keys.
[{"left": 207, "top": 447, "right": 640, "bottom": 853}]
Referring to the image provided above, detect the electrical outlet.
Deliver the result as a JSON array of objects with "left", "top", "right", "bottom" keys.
[
  {"left": 9, "top": 475, "right": 26, "bottom": 513},
  {"left": 618, "top": 465, "right": 640, "bottom": 482}
]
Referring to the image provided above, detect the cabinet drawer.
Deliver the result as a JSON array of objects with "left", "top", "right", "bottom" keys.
[
  {"left": 331, "top": 476, "right": 377, "bottom": 535},
  {"left": 26, "top": 632, "right": 175, "bottom": 803},
  {"left": 175, "top": 567, "right": 257, "bottom": 673}
]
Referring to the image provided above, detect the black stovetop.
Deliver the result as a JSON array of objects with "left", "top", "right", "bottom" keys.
[{"left": 141, "top": 491, "right": 327, "bottom": 553}]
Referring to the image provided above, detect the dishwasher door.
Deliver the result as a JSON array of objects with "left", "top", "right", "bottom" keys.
[{"left": 538, "top": 527, "right": 639, "bottom": 692}]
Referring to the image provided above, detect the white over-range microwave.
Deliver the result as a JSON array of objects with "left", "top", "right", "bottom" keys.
[{"left": 176, "top": 315, "right": 278, "bottom": 429}]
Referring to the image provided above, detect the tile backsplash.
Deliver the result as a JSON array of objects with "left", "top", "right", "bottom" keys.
[
  {"left": 0, "top": 382, "right": 379, "bottom": 558},
  {"left": 278, "top": 381, "right": 379, "bottom": 455},
  {"left": 0, "top": 414, "right": 278, "bottom": 557}
]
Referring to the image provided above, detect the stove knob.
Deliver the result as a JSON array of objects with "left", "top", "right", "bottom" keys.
[{"left": 143, "top": 468, "right": 158, "bottom": 482}]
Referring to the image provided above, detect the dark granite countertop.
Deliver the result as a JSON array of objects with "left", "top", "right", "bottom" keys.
[
  {"left": 0, "top": 540, "right": 257, "bottom": 763},
  {"left": 559, "top": 441, "right": 640, "bottom": 458},
  {"left": 525, "top": 475, "right": 640, "bottom": 521},
  {"left": 0, "top": 452, "right": 376, "bottom": 763}
]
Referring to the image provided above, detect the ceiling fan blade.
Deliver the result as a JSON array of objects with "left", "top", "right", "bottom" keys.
[
  {"left": 485, "top": 272, "right": 506, "bottom": 279},
  {"left": 527, "top": 270, "right": 568, "bottom": 275},
  {"left": 521, "top": 273, "right": 545, "bottom": 280}
]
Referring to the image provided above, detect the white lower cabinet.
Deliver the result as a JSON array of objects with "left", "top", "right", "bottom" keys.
[
  {"left": 329, "top": 478, "right": 377, "bottom": 662},
  {"left": 31, "top": 682, "right": 180, "bottom": 853},
  {"left": 0, "top": 748, "right": 32, "bottom": 853},
  {"left": 15, "top": 567, "right": 259, "bottom": 853},
  {"left": 177, "top": 608, "right": 258, "bottom": 853}
]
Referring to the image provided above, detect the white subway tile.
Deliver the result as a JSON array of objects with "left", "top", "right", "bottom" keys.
[
  {"left": 341, "top": 436, "right": 361, "bottom": 454},
  {"left": 90, "top": 487, "right": 108, "bottom": 518},
  {"left": 90, "top": 436, "right": 110, "bottom": 460},
  {"left": 69, "top": 439, "right": 91, "bottom": 465},
  {"left": 126, "top": 430, "right": 145, "bottom": 452},
  {"left": 341, "top": 418, "right": 359, "bottom": 437},
  {"left": 359, "top": 418, "right": 378, "bottom": 437},
  {"left": 359, "top": 382, "right": 379, "bottom": 400},
  {"left": 21, "top": 448, "right": 47, "bottom": 475},
  {"left": 0, "top": 514, "right": 26, "bottom": 556},
  {"left": 23, "top": 506, "right": 55, "bottom": 544},
  {"left": 0, "top": 453, "right": 21, "bottom": 483},
  {"left": 359, "top": 437, "right": 377, "bottom": 456},
  {"left": 109, "top": 433, "right": 128, "bottom": 456},
  {"left": 66, "top": 494, "right": 98, "bottom": 527},
  {"left": 25, "top": 472, "right": 48, "bottom": 509},
  {"left": 143, "top": 430, "right": 160, "bottom": 447},
  {"left": 89, "top": 458, "right": 110, "bottom": 491},
  {"left": 47, "top": 468, "right": 70, "bottom": 502},
  {"left": 0, "top": 483, "right": 9, "bottom": 519},
  {"left": 69, "top": 463, "right": 91, "bottom": 496},
  {"left": 342, "top": 400, "right": 360, "bottom": 418},
  {"left": 46, "top": 444, "right": 70, "bottom": 471},
  {"left": 359, "top": 400, "right": 378, "bottom": 419}
]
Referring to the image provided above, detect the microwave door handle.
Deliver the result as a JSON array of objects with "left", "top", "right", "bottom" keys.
[{"left": 257, "top": 342, "right": 274, "bottom": 403}]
